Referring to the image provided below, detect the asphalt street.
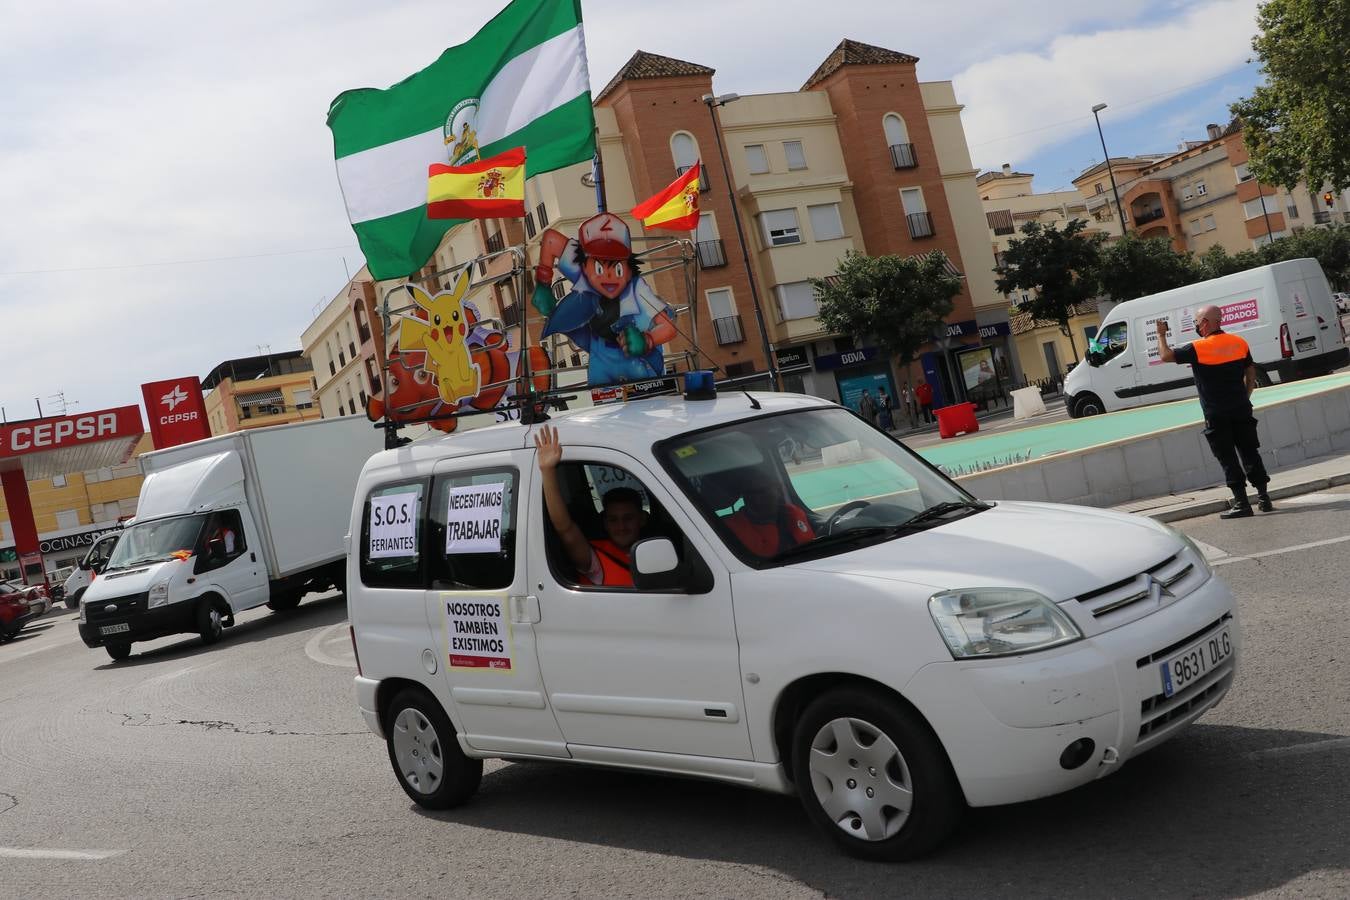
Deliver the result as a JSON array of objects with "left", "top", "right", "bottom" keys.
[{"left": 1, "top": 490, "right": 1347, "bottom": 899}]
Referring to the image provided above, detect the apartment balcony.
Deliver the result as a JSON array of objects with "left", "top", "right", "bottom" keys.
[
  {"left": 1314, "top": 210, "right": 1331, "bottom": 225},
  {"left": 696, "top": 239, "right": 727, "bottom": 268},
  {"left": 1133, "top": 207, "right": 1165, "bottom": 226},
  {"left": 889, "top": 143, "right": 917, "bottom": 170},
  {"left": 712, "top": 315, "right": 745, "bottom": 346},
  {"left": 675, "top": 163, "right": 711, "bottom": 193},
  {"left": 906, "top": 211, "right": 935, "bottom": 239}
]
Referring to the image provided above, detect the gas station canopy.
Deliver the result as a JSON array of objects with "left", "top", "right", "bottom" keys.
[{"left": 0, "top": 406, "right": 145, "bottom": 480}]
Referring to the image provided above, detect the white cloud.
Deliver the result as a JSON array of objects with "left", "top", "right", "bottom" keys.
[{"left": 954, "top": 0, "right": 1260, "bottom": 171}]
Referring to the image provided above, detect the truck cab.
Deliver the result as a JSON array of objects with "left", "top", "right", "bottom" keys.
[{"left": 62, "top": 531, "right": 121, "bottom": 610}]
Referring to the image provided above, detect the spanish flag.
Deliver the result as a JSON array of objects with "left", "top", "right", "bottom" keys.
[
  {"left": 631, "top": 162, "right": 701, "bottom": 231},
  {"left": 427, "top": 147, "right": 526, "bottom": 219}
]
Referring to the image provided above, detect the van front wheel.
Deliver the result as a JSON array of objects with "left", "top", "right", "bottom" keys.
[
  {"left": 1073, "top": 393, "right": 1105, "bottom": 417},
  {"left": 106, "top": 642, "right": 131, "bottom": 662},
  {"left": 385, "top": 688, "right": 482, "bottom": 810},
  {"left": 792, "top": 688, "right": 962, "bottom": 861},
  {"left": 197, "top": 600, "right": 224, "bottom": 645}
]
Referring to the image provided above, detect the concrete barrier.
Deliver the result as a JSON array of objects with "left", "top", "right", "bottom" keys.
[{"left": 955, "top": 381, "right": 1350, "bottom": 506}]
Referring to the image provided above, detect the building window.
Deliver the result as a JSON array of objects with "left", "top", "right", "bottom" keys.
[
  {"left": 1181, "top": 185, "right": 1194, "bottom": 201},
  {"left": 1286, "top": 201, "right": 1299, "bottom": 219},
  {"left": 901, "top": 188, "right": 934, "bottom": 238},
  {"left": 55, "top": 509, "right": 80, "bottom": 530},
  {"left": 807, "top": 203, "right": 845, "bottom": 241},
  {"left": 1235, "top": 163, "right": 1253, "bottom": 182},
  {"left": 1203, "top": 214, "right": 1217, "bottom": 232},
  {"left": 775, "top": 281, "right": 819, "bottom": 321},
  {"left": 760, "top": 208, "right": 801, "bottom": 247},
  {"left": 524, "top": 210, "right": 536, "bottom": 239},
  {"left": 1095, "top": 183, "right": 1104, "bottom": 195},
  {"left": 536, "top": 202, "right": 549, "bottom": 228},
  {"left": 883, "top": 114, "right": 916, "bottom": 169},
  {"left": 485, "top": 230, "right": 505, "bottom": 254},
  {"left": 1242, "top": 196, "right": 1273, "bottom": 220},
  {"left": 1188, "top": 218, "right": 1203, "bottom": 236},
  {"left": 745, "top": 144, "right": 770, "bottom": 175},
  {"left": 294, "top": 388, "right": 314, "bottom": 409},
  {"left": 52, "top": 474, "right": 67, "bottom": 488},
  {"left": 1195, "top": 180, "right": 1207, "bottom": 196},
  {"left": 784, "top": 140, "right": 807, "bottom": 171},
  {"left": 671, "top": 132, "right": 698, "bottom": 170},
  {"left": 706, "top": 287, "right": 735, "bottom": 319}
]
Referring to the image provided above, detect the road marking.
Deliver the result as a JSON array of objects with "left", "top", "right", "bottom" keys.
[
  {"left": 1247, "top": 736, "right": 1350, "bottom": 760},
  {"left": 1190, "top": 539, "right": 1229, "bottom": 562},
  {"left": 0, "top": 629, "right": 84, "bottom": 665},
  {"left": 0, "top": 847, "right": 127, "bottom": 860},
  {"left": 304, "top": 622, "right": 356, "bottom": 668},
  {"left": 141, "top": 661, "right": 219, "bottom": 686},
  {"left": 1271, "top": 492, "right": 1350, "bottom": 506},
  {"left": 1213, "top": 533, "right": 1350, "bottom": 567}
]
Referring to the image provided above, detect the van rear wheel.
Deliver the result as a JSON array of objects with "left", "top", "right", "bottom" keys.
[
  {"left": 384, "top": 688, "right": 481, "bottom": 810},
  {"left": 793, "top": 687, "right": 962, "bottom": 861},
  {"left": 267, "top": 590, "right": 302, "bottom": 612}
]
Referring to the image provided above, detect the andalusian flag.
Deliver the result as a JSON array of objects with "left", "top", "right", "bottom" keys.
[
  {"left": 428, "top": 147, "right": 527, "bottom": 219},
  {"left": 631, "top": 162, "right": 701, "bottom": 231},
  {"left": 327, "top": 0, "right": 594, "bottom": 280}
]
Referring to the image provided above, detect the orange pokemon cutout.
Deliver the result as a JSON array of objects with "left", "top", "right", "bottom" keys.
[{"left": 397, "top": 271, "right": 481, "bottom": 405}]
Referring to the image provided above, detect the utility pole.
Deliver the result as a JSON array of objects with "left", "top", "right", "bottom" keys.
[{"left": 1092, "top": 103, "right": 1129, "bottom": 236}]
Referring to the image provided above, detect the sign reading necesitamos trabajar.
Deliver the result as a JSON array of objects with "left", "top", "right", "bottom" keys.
[
  {"left": 368, "top": 490, "right": 420, "bottom": 559},
  {"left": 445, "top": 482, "right": 505, "bottom": 554},
  {"left": 446, "top": 598, "right": 513, "bottom": 670}
]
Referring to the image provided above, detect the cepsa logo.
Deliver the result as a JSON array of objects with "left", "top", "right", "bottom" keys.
[
  {"left": 0, "top": 407, "right": 141, "bottom": 456},
  {"left": 141, "top": 377, "right": 210, "bottom": 449},
  {"left": 158, "top": 384, "right": 199, "bottom": 425}
]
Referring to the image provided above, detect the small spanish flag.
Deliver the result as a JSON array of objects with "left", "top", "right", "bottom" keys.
[
  {"left": 631, "top": 162, "right": 701, "bottom": 231},
  {"left": 427, "top": 147, "right": 526, "bottom": 219}
]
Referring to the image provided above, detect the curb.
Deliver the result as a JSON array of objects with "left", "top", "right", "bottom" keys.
[{"left": 1142, "top": 471, "right": 1350, "bottom": 523}]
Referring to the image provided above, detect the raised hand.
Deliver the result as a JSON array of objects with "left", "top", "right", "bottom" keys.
[{"left": 534, "top": 424, "right": 563, "bottom": 470}]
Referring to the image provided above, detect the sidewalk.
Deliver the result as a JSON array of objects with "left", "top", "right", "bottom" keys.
[{"left": 1113, "top": 451, "right": 1350, "bottom": 523}]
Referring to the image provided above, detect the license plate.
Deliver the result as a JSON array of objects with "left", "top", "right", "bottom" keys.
[
  {"left": 1296, "top": 336, "right": 1317, "bottom": 351},
  {"left": 1161, "top": 626, "right": 1231, "bottom": 698},
  {"left": 100, "top": 623, "right": 130, "bottom": 636}
]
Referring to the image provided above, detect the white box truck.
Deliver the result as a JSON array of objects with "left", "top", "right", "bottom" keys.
[
  {"left": 77, "top": 416, "right": 384, "bottom": 661},
  {"left": 1065, "top": 258, "right": 1348, "bottom": 417}
]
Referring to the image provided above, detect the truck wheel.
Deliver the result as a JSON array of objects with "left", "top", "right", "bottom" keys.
[
  {"left": 792, "top": 687, "right": 962, "bottom": 861},
  {"left": 197, "top": 600, "right": 224, "bottom": 645},
  {"left": 1073, "top": 393, "right": 1104, "bottom": 417},
  {"left": 106, "top": 642, "right": 132, "bottom": 662},
  {"left": 267, "top": 591, "right": 302, "bottom": 612},
  {"left": 384, "top": 688, "right": 482, "bottom": 810}
]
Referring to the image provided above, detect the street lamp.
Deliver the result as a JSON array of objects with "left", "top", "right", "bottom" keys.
[
  {"left": 702, "top": 92, "right": 781, "bottom": 391},
  {"left": 1091, "top": 103, "right": 1129, "bottom": 236}
]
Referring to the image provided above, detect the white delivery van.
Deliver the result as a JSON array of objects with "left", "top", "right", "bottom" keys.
[
  {"left": 61, "top": 530, "right": 122, "bottom": 610},
  {"left": 78, "top": 416, "right": 384, "bottom": 661},
  {"left": 1065, "top": 258, "right": 1348, "bottom": 417},
  {"left": 347, "top": 384, "right": 1240, "bottom": 860}
]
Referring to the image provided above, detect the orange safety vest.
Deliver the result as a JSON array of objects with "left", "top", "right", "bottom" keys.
[
  {"left": 727, "top": 504, "right": 815, "bottom": 557},
  {"left": 584, "top": 539, "right": 633, "bottom": 587},
  {"left": 1191, "top": 331, "right": 1251, "bottom": 365}
]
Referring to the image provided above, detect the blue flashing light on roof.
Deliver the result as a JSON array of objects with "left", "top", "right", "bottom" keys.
[{"left": 683, "top": 371, "right": 717, "bottom": 401}]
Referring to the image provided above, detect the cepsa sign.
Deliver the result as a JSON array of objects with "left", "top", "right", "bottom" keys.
[
  {"left": 140, "top": 377, "right": 211, "bottom": 449},
  {"left": 0, "top": 406, "right": 144, "bottom": 458}
]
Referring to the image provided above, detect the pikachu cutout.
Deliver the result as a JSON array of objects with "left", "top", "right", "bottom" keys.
[{"left": 397, "top": 270, "right": 481, "bottom": 405}]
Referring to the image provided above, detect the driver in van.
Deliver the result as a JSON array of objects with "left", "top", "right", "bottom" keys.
[
  {"left": 726, "top": 470, "right": 815, "bottom": 557},
  {"left": 208, "top": 519, "right": 237, "bottom": 555},
  {"left": 535, "top": 425, "right": 645, "bottom": 587}
]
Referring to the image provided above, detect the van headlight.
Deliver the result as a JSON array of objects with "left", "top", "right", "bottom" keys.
[
  {"left": 148, "top": 581, "right": 171, "bottom": 608},
  {"left": 78, "top": 602, "right": 87, "bottom": 624},
  {"left": 1162, "top": 524, "right": 1212, "bottom": 578},
  {"left": 929, "top": 588, "right": 1082, "bottom": 659}
]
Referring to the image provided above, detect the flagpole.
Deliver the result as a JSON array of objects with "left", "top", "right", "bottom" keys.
[{"left": 591, "top": 127, "right": 607, "bottom": 213}]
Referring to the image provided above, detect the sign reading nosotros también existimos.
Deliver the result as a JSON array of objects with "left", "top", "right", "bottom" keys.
[
  {"left": 445, "top": 482, "right": 505, "bottom": 554},
  {"left": 446, "top": 598, "right": 512, "bottom": 670}
]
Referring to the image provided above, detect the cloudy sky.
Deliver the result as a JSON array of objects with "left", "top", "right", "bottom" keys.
[{"left": 0, "top": 0, "right": 1262, "bottom": 421}]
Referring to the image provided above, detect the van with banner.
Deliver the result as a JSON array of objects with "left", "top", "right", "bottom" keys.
[
  {"left": 1066, "top": 258, "right": 1348, "bottom": 417},
  {"left": 61, "top": 530, "right": 122, "bottom": 610},
  {"left": 77, "top": 417, "right": 383, "bottom": 661},
  {"left": 346, "top": 380, "right": 1241, "bottom": 860}
]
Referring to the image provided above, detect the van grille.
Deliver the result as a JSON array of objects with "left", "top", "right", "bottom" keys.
[
  {"left": 1136, "top": 614, "right": 1235, "bottom": 748},
  {"left": 1071, "top": 552, "right": 1206, "bottom": 625},
  {"left": 85, "top": 593, "right": 149, "bottom": 621}
]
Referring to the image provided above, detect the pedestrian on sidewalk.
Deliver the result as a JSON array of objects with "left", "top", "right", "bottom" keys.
[
  {"left": 877, "top": 387, "right": 894, "bottom": 431},
  {"left": 915, "top": 379, "right": 935, "bottom": 424},
  {"left": 1157, "top": 307, "right": 1272, "bottom": 518},
  {"left": 858, "top": 390, "right": 876, "bottom": 427},
  {"left": 901, "top": 382, "right": 917, "bottom": 428}
]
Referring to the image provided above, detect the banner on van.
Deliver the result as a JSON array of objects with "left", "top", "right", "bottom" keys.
[
  {"left": 1145, "top": 299, "right": 1260, "bottom": 365},
  {"left": 446, "top": 598, "right": 513, "bottom": 670}
]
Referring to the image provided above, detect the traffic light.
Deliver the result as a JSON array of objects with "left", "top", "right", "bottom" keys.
[{"left": 1325, "top": 191, "right": 1336, "bottom": 208}]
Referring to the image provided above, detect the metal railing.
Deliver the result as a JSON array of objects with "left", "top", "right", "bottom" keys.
[
  {"left": 675, "top": 163, "right": 711, "bottom": 193},
  {"left": 713, "top": 314, "right": 745, "bottom": 345},
  {"left": 1133, "top": 208, "right": 1165, "bottom": 225},
  {"left": 696, "top": 239, "right": 727, "bottom": 268},
  {"left": 889, "top": 143, "right": 917, "bottom": 169},
  {"left": 906, "top": 211, "right": 934, "bottom": 239}
]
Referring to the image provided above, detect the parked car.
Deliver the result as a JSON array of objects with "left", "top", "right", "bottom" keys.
[
  {"left": 0, "top": 580, "right": 44, "bottom": 641},
  {"left": 49, "top": 566, "right": 75, "bottom": 604}
]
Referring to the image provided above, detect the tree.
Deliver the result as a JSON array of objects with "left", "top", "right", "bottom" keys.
[
  {"left": 1273, "top": 224, "right": 1350, "bottom": 289},
  {"left": 994, "top": 219, "right": 1105, "bottom": 360},
  {"left": 1194, "top": 244, "right": 1265, "bottom": 281},
  {"left": 811, "top": 251, "right": 961, "bottom": 376},
  {"left": 1230, "top": 0, "right": 1350, "bottom": 192},
  {"left": 1097, "top": 234, "right": 1200, "bottom": 302}
]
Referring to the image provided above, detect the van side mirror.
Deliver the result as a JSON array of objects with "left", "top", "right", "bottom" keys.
[
  {"left": 1087, "top": 351, "right": 1104, "bottom": 368},
  {"left": 631, "top": 538, "right": 682, "bottom": 592}
]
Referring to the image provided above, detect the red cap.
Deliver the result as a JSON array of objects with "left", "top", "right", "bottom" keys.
[{"left": 579, "top": 212, "right": 632, "bottom": 260}]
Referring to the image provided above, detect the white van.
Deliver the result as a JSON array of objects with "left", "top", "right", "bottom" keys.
[
  {"left": 1066, "top": 258, "right": 1348, "bottom": 417},
  {"left": 78, "top": 417, "right": 382, "bottom": 661},
  {"left": 347, "top": 386, "right": 1240, "bottom": 860},
  {"left": 61, "top": 530, "right": 121, "bottom": 610}
]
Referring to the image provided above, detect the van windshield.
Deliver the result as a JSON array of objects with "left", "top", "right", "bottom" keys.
[
  {"left": 657, "top": 408, "right": 985, "bottom": 566},
  {"left": 105, "top": 515, "right": 208, "bottom": 570}
]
